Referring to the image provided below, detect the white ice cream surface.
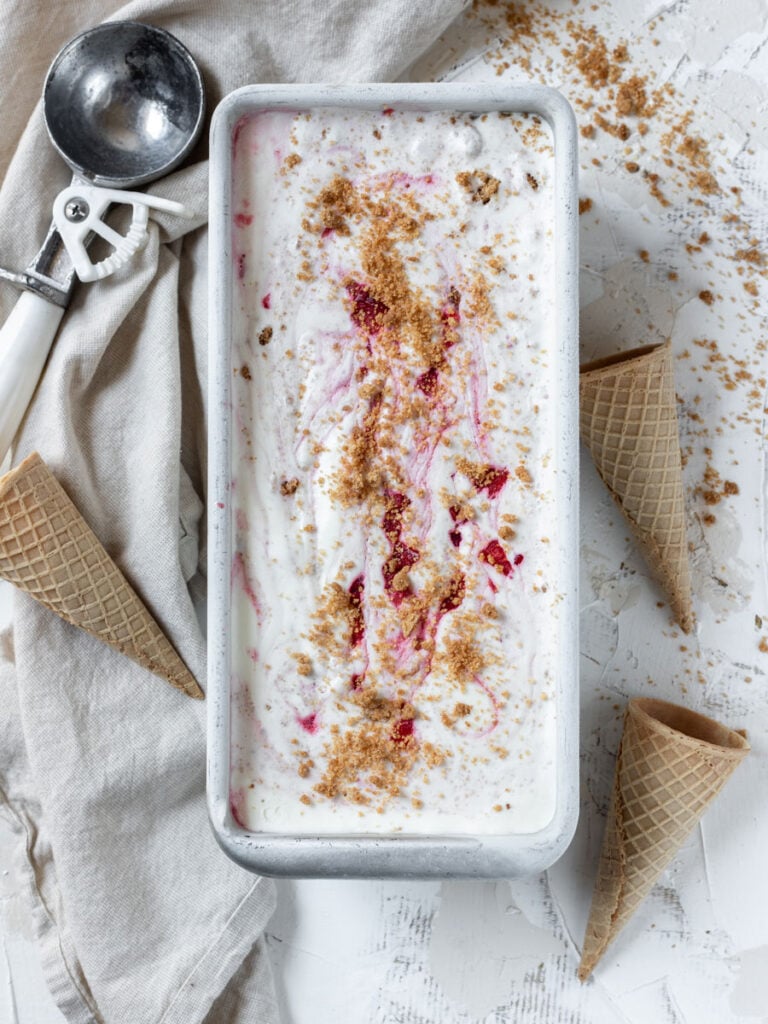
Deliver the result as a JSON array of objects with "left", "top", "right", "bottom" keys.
[{"left": 228, "top": 106, "right": 562, "bottom": 835}]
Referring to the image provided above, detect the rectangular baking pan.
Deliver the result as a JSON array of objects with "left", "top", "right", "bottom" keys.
[{"left": 207, "top": 83, "right": 579, "bottom": 878}]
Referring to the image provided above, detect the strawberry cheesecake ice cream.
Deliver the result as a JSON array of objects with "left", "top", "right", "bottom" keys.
[{"left": 227, "top": 105, "right": 564, "bottom": 835}]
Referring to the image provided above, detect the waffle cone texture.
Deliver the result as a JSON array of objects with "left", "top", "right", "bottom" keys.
[
  {"left": 0, "top": 452, "right": 203, "bottom": 699},
  {"left": 578, "top": 698, "right": 749, "bottom": 980},
  {"left": 580, "top": 341, "right": 694, "bottom": 632}
]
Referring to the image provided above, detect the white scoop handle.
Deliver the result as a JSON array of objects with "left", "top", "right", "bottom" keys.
[
  {"left": 0, "top": 291, "right": 64, "bottom": 463},
  {"left": 0, "top": 185, "right": 191, "bottom": 464}
]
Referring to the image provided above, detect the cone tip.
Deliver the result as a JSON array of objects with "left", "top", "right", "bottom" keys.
[
  {"left": 577, "top": 935, "right": 604, "bottom": 982},
  {"left": 670, "top": 591, "right": 695, "bottom": 634},
  {"left": 166, "top": 671, "right": 205, "bottom": 700}
]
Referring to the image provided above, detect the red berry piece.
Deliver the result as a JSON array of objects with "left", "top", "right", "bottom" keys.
[
  {"left": 348, "top": 575, "right": 366, "bottom": 646},
  {"left": 297, "top": 712, "right": 319, "bottom": 735},
  {"left": 448, "top": 503, "right": 469, "bottom": 548},
  {"left": 441, "top": 286, "right": 461, "bottom": 347},
  {"left": 381, "top": 494, "right": 419, "bottom": 606},
  {"left": 481, "top": 467, "right": 509, "bottom": 499},
  {"left": 346, "top": 281, "right": 388, "bottom": 334},
  {"left": 391, "top": 717, "right": 414, "bottom": 744},
  {"left": 416, "top": 366, "right": 439, "bottom": 395},
  {"left": 463, "top": 464, "right": 509, "bottom": 499},
  {"left": 479, "top": 539, "right": 514, "bottom": 577},
  {"left": 440, "top": 574, "right": 466, "bottom": 612}
]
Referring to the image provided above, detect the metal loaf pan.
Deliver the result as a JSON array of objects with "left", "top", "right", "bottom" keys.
[{"left": 208, "top": 83, "right": 579, "bottom": 878}]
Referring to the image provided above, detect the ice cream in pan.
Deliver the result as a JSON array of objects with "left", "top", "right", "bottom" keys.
[{"left": 228, "top": 106, "right": 567, "bottom": 834}]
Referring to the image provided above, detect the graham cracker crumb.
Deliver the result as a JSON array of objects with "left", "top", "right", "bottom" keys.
[
  {"left": 443, "top": 634, "right": 486, "bottom": 681},
  {"left": 293, "top": 653, "right": 312, "bottom": 676},
  {"left": 313, "top": 692, "right": 419, "bottom": 803},
  {"left": 456, "top": 169, "right": 501, "bottom": 204},
  {"left": 615, "top": 75, "right": 651, "bottom": 117}
]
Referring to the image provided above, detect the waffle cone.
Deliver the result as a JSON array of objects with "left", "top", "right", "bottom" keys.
[
  {"left": 580, "top": 341, "right": 694, "bottom": 632},
  {"left": 578, "top": 698, "right": 749, "bottom": 980},
  {"left": 0, "top": 452, "right": 203, "bottom": 699}
]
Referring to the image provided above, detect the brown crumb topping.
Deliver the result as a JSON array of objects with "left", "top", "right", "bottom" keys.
[
  {"left": 293, "top": 653, "right": 312, "bottom": 676},
  {"left": 442, "top": 634, "right": 486, "bottom": 681},
  {"left": 694, "top": 461, "right": 740, "bottom": 507},
  {"left": 615, "top": 75, "right": 652, "bottom": 118},
  {"left": 280, "top": 478, "right": 300, "bottom": 496},
  {"left": 307, "top": 174, "right": 356, "bottom": 235},
  {"left": 308, "top": 580, "right": 366, "bottom": 656},
  {"left": 456, "top": 169, "right": 501, "bottom": 203},
  {"left": 313, "top": 691, "right": 421, "bottom": 803}
]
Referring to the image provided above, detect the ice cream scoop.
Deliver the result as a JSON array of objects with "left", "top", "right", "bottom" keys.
[{"left": 0, "top": 20, "right": 205, "bottom": 462}]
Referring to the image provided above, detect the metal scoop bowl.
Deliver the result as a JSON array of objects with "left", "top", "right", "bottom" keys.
[
  {"left": 0, "top": 21, "right": 205, "bottom": 461},
  {"left": 45, "top": 21, "right": 204, "bottom": 188}
]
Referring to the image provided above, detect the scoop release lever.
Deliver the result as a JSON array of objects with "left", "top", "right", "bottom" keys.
[{"left": 52, "top": 184, "right": 192, "bottom": 283}]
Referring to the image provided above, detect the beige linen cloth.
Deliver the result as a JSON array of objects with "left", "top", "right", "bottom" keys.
[{"left": 0, "top": 2, "right": 466, "bottom": 1021}]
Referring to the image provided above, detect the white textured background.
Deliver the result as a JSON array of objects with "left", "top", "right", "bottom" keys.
[{"left": 3, "top": 0, "right": 768, "bottom": 1021}]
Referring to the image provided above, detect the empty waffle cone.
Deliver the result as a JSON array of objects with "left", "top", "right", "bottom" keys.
[
  {"left": 578, "top": 698, "right": 749, "bottom": 980},
  {"left": 580, "top": 341, "right": 694, "bottom": 632},
  {"left": 0, "top": 452, "right": 203, "bottom": 699}
]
